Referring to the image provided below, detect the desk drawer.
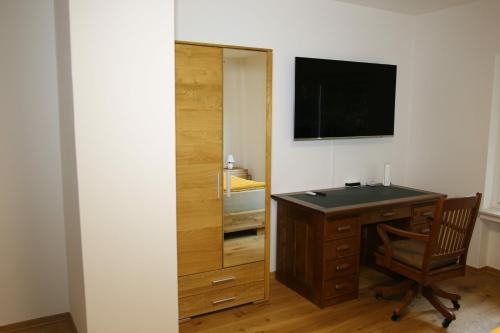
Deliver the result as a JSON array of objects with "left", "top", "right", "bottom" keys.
[
  {"left": 413, "top": 204, "right": 434, "bottom": 218},
  {"left": 365, "top": 206, "right": 411, "bottom": 224},
  {"left": 325, "top": 217, "right": 360, "bottom": 240},
  {"left": 324, "top": 255, "right": 358, "bottom": 279},
  {"left": 179, "top": 281, "right": 264, "bottom": 318},
  {"left": 178, "top": 261, "right": 264, "bottom": 298},
  {"left": 411, "top": 222, "right": 431, "bottom": 234},
  {"left": 324, "top": 275, "right": 357, "bottom": 299},
  {"left": 324, "top": 237, "right": 360, "bottom": 261},
  {"left": 412, "top": 205, "right": 434, "bottom": 224},
  {"left": 411, "top": 205, "right": 434, "bottom": 233}
]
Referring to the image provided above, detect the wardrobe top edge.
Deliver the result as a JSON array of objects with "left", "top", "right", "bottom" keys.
[{"left": 175, "top": 40, "right": 272, "bottom": 53}]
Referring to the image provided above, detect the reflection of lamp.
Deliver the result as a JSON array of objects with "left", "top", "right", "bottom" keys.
[{"left": 226, "top": 154, "right": 235, "bottom": 169}]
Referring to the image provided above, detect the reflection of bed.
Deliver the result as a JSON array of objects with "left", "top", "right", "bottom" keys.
[
  {"left": 223, "top": 176, "right": 265, "bottom": 232},
  {"left": 223, "top": 175, "right": 266, "bottom": 266},
  {"left": 223, "top": 175, "right": 265, "bottom": 192}
]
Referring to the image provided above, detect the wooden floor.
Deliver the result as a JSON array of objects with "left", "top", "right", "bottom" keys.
[
  {"left": 180, "top": 269, "right": 500, "bottom": 333},
  {"left": 8, "top": 321, "right": 74, "bottom": 333},
  {"left": 0, "top": 314, "right": 75, "bottom": 333},
  {"left": 5, "top": 270, "right": 499, "bottom": 333}
]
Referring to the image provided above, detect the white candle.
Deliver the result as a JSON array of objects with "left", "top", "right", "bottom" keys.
[{"left": 384, "top": 164, "right": 391, "bottom": 186}]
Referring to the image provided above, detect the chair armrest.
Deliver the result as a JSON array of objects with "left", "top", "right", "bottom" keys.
[
  {"left": 378, "top": 224, "right": 430, "bottom": 242},
  {"left": 376, "top": 224, "right": 430, "bottom": 266}
]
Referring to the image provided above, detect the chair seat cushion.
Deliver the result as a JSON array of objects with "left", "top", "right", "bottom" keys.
[{"left": 378, "top": 239, "right": 458, "bottom": 269}]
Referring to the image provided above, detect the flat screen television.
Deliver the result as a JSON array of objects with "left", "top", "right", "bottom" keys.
[{"left": 294, "top": 57, "right": 397, "bottom": 140}]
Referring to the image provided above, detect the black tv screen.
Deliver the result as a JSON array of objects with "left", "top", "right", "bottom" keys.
[{"left": 294, "top": 57, "right": 397, "bottom": 140}]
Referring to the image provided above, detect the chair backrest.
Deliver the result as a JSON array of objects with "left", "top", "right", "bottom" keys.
[{"left": 423, "top": 193, "right": 482, "bottom": 270}]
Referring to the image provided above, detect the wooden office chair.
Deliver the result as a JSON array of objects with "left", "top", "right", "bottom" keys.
[{"left": 374, "top": 193, "right": 482, "bottom": 328}]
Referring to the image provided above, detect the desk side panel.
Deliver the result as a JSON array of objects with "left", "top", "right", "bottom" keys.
[{"left": 276, "top": 201, "right": 324, "bottom": 306}]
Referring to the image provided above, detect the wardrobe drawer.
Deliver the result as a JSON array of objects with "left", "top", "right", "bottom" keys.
[
  {"left": 324, "top": 237, "right": 360, "bottom": 261},
  {"left": 324, "top": 276, "right": 358, "bottom": 299},
  {"left": 179, "top": 281, "right": 264, "bottom": 318},
  {"left": 324, "top": 255, "right": 358, "bottom": 280},
  {"left": 178, "top": 261, "right": 264, "bottom": 298},
  {"left": 365, "top": 206, "right": 411, "bottom": 224},
  {"left": 325, "top": 217, "right": 360, "bottom": 241}
]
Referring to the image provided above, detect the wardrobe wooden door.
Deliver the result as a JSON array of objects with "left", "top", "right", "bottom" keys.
[{"left": 176, "top": 44, "right": 223, "bottom": 276}]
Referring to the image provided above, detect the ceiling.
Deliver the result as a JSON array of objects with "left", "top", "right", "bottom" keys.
[{"left": 334, "top": 0, "right": 480, "bottom": 15}]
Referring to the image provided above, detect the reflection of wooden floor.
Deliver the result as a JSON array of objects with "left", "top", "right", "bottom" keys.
[
  {"left": 223, "top": 234, "right": 264, "bottom": 267},
  {"left": 181, "top": 269, "right": 500, "bottom": 333},
  {"left": 224, "top": 210, "right": 265, "bottom": 233},
  {"left": 359, "top": 266, "right": 394, "bottom": 290}
]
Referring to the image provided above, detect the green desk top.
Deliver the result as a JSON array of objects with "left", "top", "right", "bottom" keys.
[{"left": 290, "top": 186, "right": 430, "bottom": 209}]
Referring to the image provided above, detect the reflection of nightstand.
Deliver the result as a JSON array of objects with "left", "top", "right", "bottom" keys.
[{"left": 224, "top": 167, "right": 250, "bottom": 180}]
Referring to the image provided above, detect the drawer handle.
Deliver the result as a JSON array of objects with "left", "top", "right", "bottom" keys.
[
  {"left": 335, "top": 284, "right": 345, "bottom": 290},
  {"left": 212, "top": 296, "right": 236, "bottom": 305},
  {"left": 336, "top": 244, "right": 350, "bottom": 252},
  {"left": 212, "top": 276, "right": 235, "bottom": 285},
  {"left": 336, "top": 264, "right": 350, "bottom": 271},
  {"left": 217, "top": 172, "right": 221, "bottom": 199},
  {"left": 420, "top": 227, "right": 431, "bottom": 234},
  {"left": 381, "top": 211, "right": 396, "bottom": 217},
  {"left": 422, "top": 212, "right": 433, "bottom": 217},
  {"left": 337, "top": 225, "right": 351, "bottom": 232}
]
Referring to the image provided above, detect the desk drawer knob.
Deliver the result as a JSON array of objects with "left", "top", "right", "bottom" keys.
[
  {"left": 212, "top": 276, "right": 235, "bottom": 285},
  {"left": 335, "top": 284, "right": 345, "bottom": 290},
  {"left": 337, "top": 225, "right": 351, "bottom": 232},
  {"left": 336, "top": 244, "right": 350, "bottom": 252},
  {"left": 336, "top": 264, "right": 349, "bottom": 271},
  {"left": 422, "top": 211, "right": 433, "bottom": 217},
  {"left": 212, "top": 296, "right": 236, "bottom": 305},
  {"left": 381, "top": 211, "right": 396, "bottom": 217}
]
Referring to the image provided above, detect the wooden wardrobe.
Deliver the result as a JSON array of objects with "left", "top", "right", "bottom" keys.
[{"left": 175, "top": 41, "right": 272, "bottom": 319}]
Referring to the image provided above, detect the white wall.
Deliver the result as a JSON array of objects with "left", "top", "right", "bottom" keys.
[
  {"left": 480, "top": 56, "right": 500, "bottom": 269},
  {"left": 68, "top": 1, "right": 178, "bottom": 332},
  {"left": 485, "top": 222, "right": 500, "bottom": 268},
  {"left": 406, "top": 0, "right": 500, "bottom": 267},
  {"left": 483, "top": 56, "right": 500, "bottom": 210},
  {"left": 0, "top": 0, "right": 69, "bottom": 325},
  {"left": 54, "top": 1, "right": 87, "bottom": 332},
  {"left": 407, "top": 0, "right": 500, "bottom": 197},
  {"left": 176, "top": 0, "right": 416, "bottom": 271}
]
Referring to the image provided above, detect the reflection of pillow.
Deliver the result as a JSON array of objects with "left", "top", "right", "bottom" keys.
[{"left": 223, "top": 175, "right": 265, "bottom": 192}]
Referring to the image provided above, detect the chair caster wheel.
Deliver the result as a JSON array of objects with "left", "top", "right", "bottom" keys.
[
  {"left": 391, "top": 312, "right": 400, "bottom": 322},
  {"left": 375, "top": 293, "right": 383, "bottom": 301},
  {"left": 452, "top": 300, "right": 460, "bottom": 310},
  {"left": 442, "top": 318, "right": 452, "bottom": 328}
]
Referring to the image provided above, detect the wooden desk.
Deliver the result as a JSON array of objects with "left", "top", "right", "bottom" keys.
[{"left": 271, "top": 185, "right": 443, "bottom": 308}]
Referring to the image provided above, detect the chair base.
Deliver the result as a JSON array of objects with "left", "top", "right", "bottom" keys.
[{"left": 375, "top": 280, "right": 460, "bottom": 328}]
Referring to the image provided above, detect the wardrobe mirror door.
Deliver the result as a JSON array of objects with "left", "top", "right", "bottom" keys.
[{"left": 222, "top": 48, "right": 267, "bottom": 268}]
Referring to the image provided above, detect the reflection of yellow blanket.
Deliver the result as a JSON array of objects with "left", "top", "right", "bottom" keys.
[{"left": 223, "top": 175, "right": 265, "bottom": 192}]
